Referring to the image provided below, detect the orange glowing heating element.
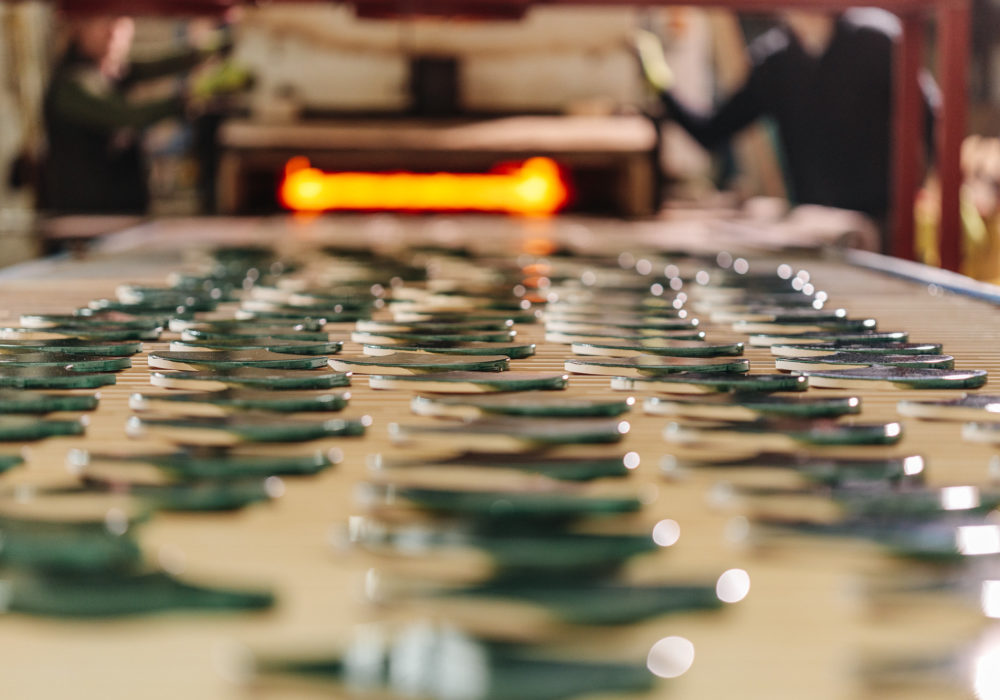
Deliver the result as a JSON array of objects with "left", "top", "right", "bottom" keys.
[{"left": 280, "top": 157, "right": 569, "bottom": 215}]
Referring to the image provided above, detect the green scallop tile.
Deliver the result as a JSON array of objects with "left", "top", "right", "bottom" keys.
[
  {"left": 126, "top": 415, "right": 366, "bottom": 445},
  {"left": 150, "top": 368, "right": 349, "bottom": 391},
  {"left": 565, "top": 356, "right": 749, "bottom": 377},
  {"left": 411, "top": 393, "right": 631, "bottom": 418},
  {"left": 331, "top": 353, "right": 508, "bottom": 374},
  {"left": 368, "top": 371, "right": 567, "bottom": 393},
  {"left": 148, "top": 350, "right": 328, "bottom": 371},
  {"left": 0, "top": 367, "right": 116, "bottom": 389},
  {"left": 129, "top": 389, "right": 349, "bottom": 415},
  {"left": 0, "top": 390, "right": 99, "bottom": 413},
  {"left": 802, "top": 367, "right": 987, "bottom": 390}
]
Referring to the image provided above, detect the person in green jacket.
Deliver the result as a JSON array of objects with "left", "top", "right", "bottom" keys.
[{"left": 41, "top": 15, "right": 224, "bottom": 214}]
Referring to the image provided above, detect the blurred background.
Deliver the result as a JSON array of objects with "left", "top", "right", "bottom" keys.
[{"left": 1, "top": 0, "right": 1000, "bottom": 272}]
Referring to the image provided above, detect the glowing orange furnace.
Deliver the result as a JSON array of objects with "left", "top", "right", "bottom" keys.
[{"left": 279, "top": 157, "right": 570, "bottom": 216}]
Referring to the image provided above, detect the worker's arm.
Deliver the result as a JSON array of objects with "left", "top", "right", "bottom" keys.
[
  {"left": 128, "top": 27, "right": 233, "bottom": 82},
  {"left": 126, "top": 49, "right": 211, "bottom": 82},
  {"left": 48, "top": 71, "right": 183, "bottom": 130},
  {"left": 656, "top": 28, "right": 783, "bottom": 151},
  {"left": 659, "top": 83, "right": 764, "bottom": 151}
]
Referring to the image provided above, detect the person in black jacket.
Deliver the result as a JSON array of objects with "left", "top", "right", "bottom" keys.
[
  {"left": 41, "top": 15, "right": 222, "bottom": 214},
  {"left": 642, "top": 9, "right": 938, "bottom": 226}
]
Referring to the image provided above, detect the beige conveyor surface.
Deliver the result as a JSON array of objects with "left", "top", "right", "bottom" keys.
[{"left": 0, "top": 214, "right": 995, "bottom": 700}]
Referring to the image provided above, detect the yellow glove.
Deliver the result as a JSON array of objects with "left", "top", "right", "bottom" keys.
[
  {"left": 634, "top": 29, "right": 675, "bottom": 93},
  {"left": 191, "top": 60, "right": 252, "bottom": 100}
]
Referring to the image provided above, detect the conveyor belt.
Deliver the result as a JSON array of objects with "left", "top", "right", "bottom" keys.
[{"left": 0, "top": 215, "right": 995, "bottom": 700}]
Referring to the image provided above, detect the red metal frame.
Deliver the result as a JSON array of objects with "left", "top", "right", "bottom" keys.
[
  {"left": 351, "top": 0, "right": 531, "bottom": 18},
  {"left": 54, "top": 0, "right": 236, "bottom": 15},
  {"left": 936, "top": 1, "right": 970, "bottom": 271},
  {"left": 892, "top": 11, "right": 925, "bottom": 262}
]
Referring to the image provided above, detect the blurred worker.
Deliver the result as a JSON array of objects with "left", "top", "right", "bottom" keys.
[
  {"left": 41, "top": 15, "right": 231, "bottom": 214},
  {"left": 638, "top": 9, "right": 938, "bottom": 240}
]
